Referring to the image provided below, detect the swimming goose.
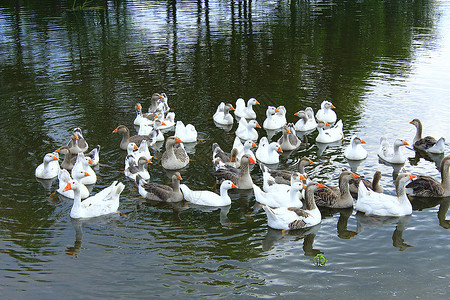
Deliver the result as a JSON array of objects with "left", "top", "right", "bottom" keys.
[
  {"left": 124, "top": 155, "right": 152, "bottom": 181},
  {"left": 180, "top": 180, "right": 237, "bottom": 206},
  {"left": 316, "top": 100, "right": 337, "bottom": 124},
  {"left": 405, "top": 155, "right": 450, "bottom": 197},
  {"left": 63, "top": 179, "right": 125, "bottom": 219},
  {"left": 214, "top": 154, "right": 255, "bottom": 189},
  {"left": 157, "top": 112, "right": 176, "bottom": 131},
  {"left": 263, "top": 106, "right": 285, "bottom": 130},
  {"left": 259, "top": 157, "right": 314, "bottom": 185},
  {"left": 278, "top": 123, "right": 301, "bottom": 151},
  {"left": 261, "top": 182, "right": 325, "bottom": 230},
  {"left": 344, "top": 136, "right": 368, "bottom": 161},
  {"left": 255, "top": 137, "right": 283, "bottom": 164},
  {"left": 349, "top": 170, "right": 383, "bottom": 198},
  {"left": 71, "top": 152, "right": 97, "bottom": 185},
  {"left": 138, "top": 119, "right": 166, "bottom": 138},
  {"left": 113, "top": 125, "right": 152, "bottom": 150},
  {"left": 410, "top": 118, "right": 438, "bottom": 152},
  {"left": 148, "top": 93, "right": 165, "bottom": 113},
  {"left": 294, "top": 110, "right": 317, "bottom": 132},
  {"left": 316, "top": 120, "right": 343, "bottom": 143},
  {"left": 212, "top": 143, "right": 239, "bottom": 168},
  {"left": 136, "top": 172, "right": 183, "bottom": 202},
  {"left": 254, "top": 181, "right": 305, "bottom": 208},
  {"left": 161, "top": 136, "right": 189, "bottom": 170},
  {"left": 377, "top": 138, "right": 409, "bottom": 164},
  {"left": 175, "top": 120, "right": 198, "bottom": 143},
  {"left": 35, "top": 152, "right": 60, "bottom": 179},
  {"left": 356, "top": 173, "right": 416, "bottom": 216},
  {"left": 236, "top": 119, "right": 260, "bottom": 140},
  {"left": 235, "top": 97, "right": 260, "bottom": 119},
  {"left": 56, "top": 146, "right": 76, "bottom": 170},
  {"left": 213, "top": 103, "right": 235, "bottom": 125},
  {"left": 67, "top": 128, "right": 89, "bottom": 154},
  {"left": 314, "top": 169, "right": 359, "bottom": 208},
  {"left": 85, "top": 145, "right": 101, "bottom": 166},
  {"left": 57, "top": 169, "right": 90, "bottom": 199},
  {"left": 233, "top": 138, "right": 257, "bottom": 161}
]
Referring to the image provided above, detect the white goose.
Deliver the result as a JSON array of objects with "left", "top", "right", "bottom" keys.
[
  {"left": 344, "top": 136, "right": 368, "bottom": 161},
  {"left": 213, "top": 103, "right": 235, "bottom": 125},
  {"left": 356, "top": 173, "right": 416, "bottom": 216},
  {"left": 233, "top": 138, "right": 257, "bottom": 161},
  {"left": 255, "top": 138, "right": 283, "bottom": 164},
  {"left": 71, "top": 153, "right": 97, "bottom": 185},
  {"left": 377, "top": 137, "right": 409, "bottom": 164},
  {"left": 253, "top": 181, "right": 304, "bottom": 208},
  {"left": 57, "top": 169, "right": 90, "bottom": 199},
  {"left": 180, "top": 180, "right": 237, "bottom": 206},
  {"left": 261, "top": 182, "right": 324, "bottom": 230},
  {"left": 175, "top": 121, "right": 198, "bottom": 143},
  {"left": 263, "top": 106, "right": 285, "bottom": 130},
  {"left": 236, "top": 118, "right": 260, "bottom": 141},
  {"left": 235, "top": 97, "right": 259, "bottom": 119},
  {"left": 316, "top": 100, "right": 337, "bottom": 124},
  {"left": 63, "top": 180, "right": 125, "bottom": 219},
  {"left": 316, "top": 120, "right": 344, "bottom": 143},
  {"left": 157, "top": 112, "right": 175, "bottom": 131},
  {"left": 294, "top": 110, "right": 317, "bottom": 132},
  {"left": 124, "top": 155, "right": 152, "bottom": 181},
  {"left": 35, "top": 152, "right": 60, "bottom": 179}
]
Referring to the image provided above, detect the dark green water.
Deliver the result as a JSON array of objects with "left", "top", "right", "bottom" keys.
[{"left": 0, "top": 0, "right": 449, "bottom": 298}]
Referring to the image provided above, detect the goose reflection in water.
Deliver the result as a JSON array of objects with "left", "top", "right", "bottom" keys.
[
  {"left": 262, "top": 224, "right": 322, "bottom": 258},
  {"left": 316, "top": 140, "right": 342, "bottom": 157},
  {"left": 355, "top": 212, "right": 412, "bottom": 251},
  {"left": 438, "top": 198, "right": 450, "bottom": 229}
]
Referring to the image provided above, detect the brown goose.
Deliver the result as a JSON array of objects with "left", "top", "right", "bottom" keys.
[
  {"left": 67, "top": 127, "right": 89, "bottom": 154},
  {"left": 406, "top": 155, "right": 450, "bottom": 197},
  {"left": 56, "top": 146, "right": 77, "bottom": 170},
  {"left": 314, "top": 169, "right": 359, "bottom": 208},
  {"left": 161, "top": 136, "right": 189, "bottom": 170},
  {"left": 212, "top": 143, "right": 239, "bottom": 168},
  {"left": 277, "top": 123, "right": 301, "bottom": 151},
  {"left": 136, "top": 172, "right": 183, "bottom": 202},
  {"left": 112, "top": 125, "right": 152, "bottom": 151},
  {"left": 349, "top": 171, "right": 383, "bottom": 198},
  {"left": 214, "top": 154, "right": 255, "bottom": 189},
  {"left": 410, "top": 119, "right": 437, "bottom": 152},
  {"left": 260, "top": 157, "right": 314, "bottom": 185}
]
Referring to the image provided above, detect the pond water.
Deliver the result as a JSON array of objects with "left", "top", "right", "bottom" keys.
[{"left": 0, "top": 0, "right": 449, "bottom": 298}]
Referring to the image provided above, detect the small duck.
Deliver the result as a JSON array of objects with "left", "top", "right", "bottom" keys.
[
  {"left": 161, "top": 136, "right": 189, "bottom": 170},
  {"left": 254, "top": 181, "right": 304, "bottom": 208},
  {"left": 175, "top": 121, "right": 198, "bottom": 143},
  {"left": 113, "top": 125, "right": 152, "bottom": 150},
  {"left": 316, "top": 120, "right": 344, "bottom": 143},
  {"left": 35, "top": 152, "right": 60, "bottom": 179},
  {"left": 314, "top": 169, "right": 359, "bottom": 208},
  {"left": 356, "top": 173, "right": 416, "bottom": 216},
  {"left": 214, "top": 154, "right": 255, "bottom": 189},
  {"left": 316, "top": 100, "right": 337, "bottom": 124},
  {"left": 255, "top": 138, "right": 283, "bottom": 164},
  {"left": 213, "top": 103, "right": 235, "bottom": 125},
  {"left": 344, "top": 136, "right": 368, "bottom": 161},
  {"left": 124, "top": 155, "right": 152, "bottom": 181},
  {"left": 235, "top": 97, "right": 260, "bottom": 119},
  {"left": 136, "top": 172, "right": 183, "bottom": 202},
  {"left": 277, "top": 123, "right": 301, "bottom": 151},
  {"left": 263, "top": 106, "right": 285, "bottom": 130},
  {"left": 349, "top": 170, "right": 383, "bottom": 198},
  {"left": 378, "top": 137, "right": 409, "bottom": 164},
  {"left": 67, "top": 128, "right": 89, "bottom": 154},
  {"left": 71, "top": 153, "right": 97, "bottom": 185},
  {"left": 261, "top": 182, "right": 325, "bottom": 230},
  {"left": 260, "top": 157, "right": 314, "bottom": 185},
  {"left": 410, "top": 118, "right": 439, "bottom": 152},
  {"left": 63, "top": 180, "right": 125, "bottom": 219},
  {"left": 56, "top": 146, "right": 76, "bottom": 170},
  {"left": 236, "top": 119, "right": 261, "bottom": 141},
  {"left": 180, "top": 180, "right": 237, "bottom": 206},
  {"left": 405, "top": 155, "right": 450, "bottom": 197},
  {"left": 57, "top": 169, "right": 90, "bottom": 199}
]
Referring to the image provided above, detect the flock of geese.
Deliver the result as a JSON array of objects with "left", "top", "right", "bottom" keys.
[{"left": 35, "top": 93, "right": 449, "bottom": 231}]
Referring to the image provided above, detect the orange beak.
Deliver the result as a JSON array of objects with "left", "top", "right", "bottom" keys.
[
  {"left": 256, "top": 123, "right": 261, "bottom": 128},
  {"left": 286, "top": 128, "right": 291, "bottom": 134},
  {"left": 352, "top": 173, "right": 360, "bottom": 178},
  {"left": 302, "top": 184, "right": 307, "bottom": 189},
  {"left": 409, "top": 120, "right": 414, "bottom": 124},
  {"left": 138, "top": 104, "right": 142, "bottom": 110},
  {"left": 112, "top": 128, "right": 118, "bottom": 133},
  {"left": 318, "top": 183, "right": 326, "bottom": 189},
  {"left": 88, "top": 158, "right": 94, "bottom": 164},
  {"left": 161, "top": 121, "right": 167, "bottom": 126},
  {"left": 249, "top": 157, "right": 256, "bottom": 164},
  {"left": 177, "top": 174, "right": 183, "bottom": 180},
  {"left": 134, "top": 144, "right": 139, "bottom": 150},
  {"left": 278, "top": 147, "right": 283, "bottom": 153},
  {"left": 361, "top": 139, "right": 367, "bottom": 144},
  {"left": 231, "top": 183, "right": 238, "bottom": 188},
  {"left": 230, "top": 105, "right": 236, "bottom": 111},
  {"left": 74, "top": 134, "right": 79, "bottom": 140},
  {"left": 299, "top": 174, "right": 306, "bottom": 181},
  {"left": 63, "top": 182, "right": 72, "bottom": 192},
  {"left": 55, "top": 148, "right": 61, "bottom": 153},
  {"left": 53, "top": 156, "right": 59, "bottom": 161},
  {"left": 147, "top": 159, "right": 152, "bottom": 164},
  {"left": 84, "top": 172, "right": 90, "bottom": 177},
  {"left": 404, "top": 141, "right": 409, "bottom": 146},
  {"left": 331, "top": 104, "right": 336, "bottom": 108},
  {"left": 275, "top": 108, "right": 280, "bottom": 113},
  {"left": 308, "top": 159, "right": 314, "bottom": 164},
  {"left": 175, "top": 138, "right": 183, "bottom": 143},
  {"left": 252, "top": 142, "right": 258, "bottom": 148},
  {"left": 294, "top": 112, "right": 299, "bottom": 116},
  {"left": 231, "top": 157, "right": 236, "bottom": 162},
  {"left": 325, "top": 122, "right": 331, "bottom": 127},
  {"left": 255, "top": 100, "right": 260, "bottom": 105},
  {"left": 409, "top": 174, "right": 417, "bottom": 180}
]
